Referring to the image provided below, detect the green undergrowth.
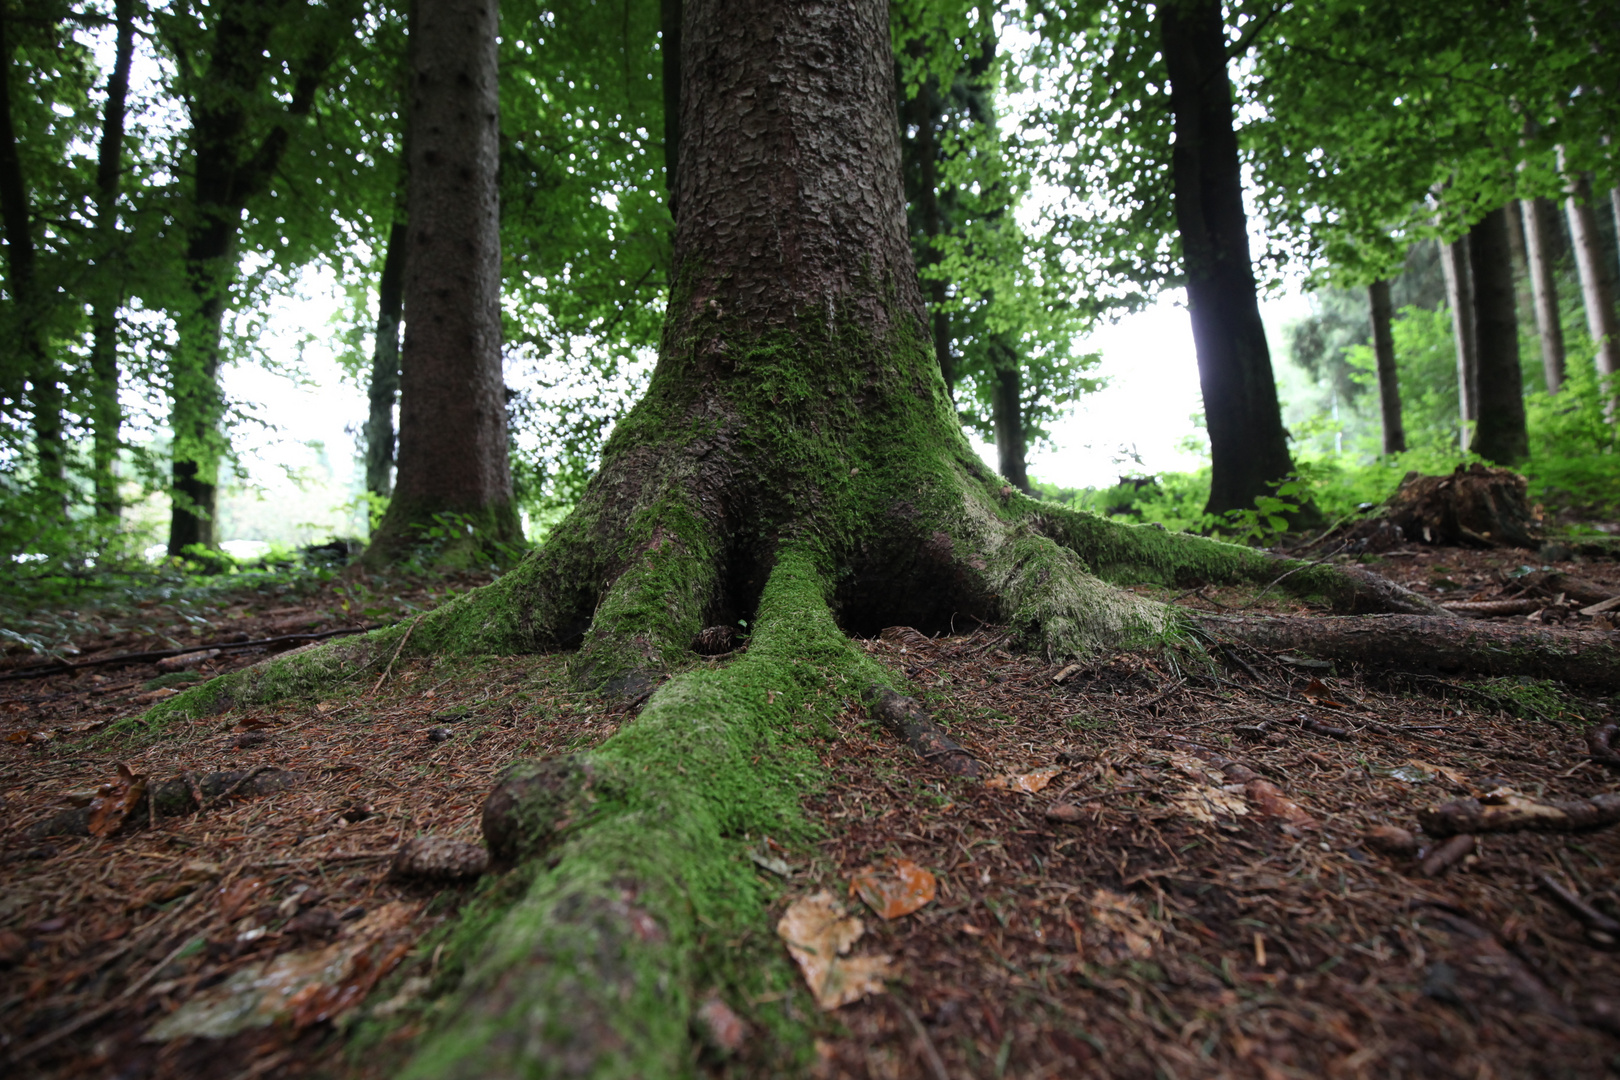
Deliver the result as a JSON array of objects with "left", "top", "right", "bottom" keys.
[
  {"left": 400, "top": 547, "right": 902, "bottom": 1079},
  {"left": 1463, "top": 676, "right": 1588, "bottom": 724}
]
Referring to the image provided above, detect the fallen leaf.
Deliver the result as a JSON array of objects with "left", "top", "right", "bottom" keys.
[
  {"left": 1404, "top": 759, "right": 1469, "bottom": 786},
  {"left": 1173, "top": 785, "right": 1249, "bottom": 823},
  {"left": 87, "top": 763, "right": 147, "bottom": 837},
  {"left": 144, "top": 901, "right": 420, "bottom": 1041},
  {"left": 1301, "top": 678, "right": 1350, "bottom": 708},
  {"left": 1243, "top": 779, "right": 1318, "bottom": 830},
  {"left": 777, "top": 892, "right": 892, "bottom": 1009},
  {"left": 850, "top": 859, "right": 936, "bottom": 919},
  {"left": 985, "top": 766, "right": 1063, "bottom": 794},
  {"left": 218, "top": 877, "right": 267, "bottom": 921}
]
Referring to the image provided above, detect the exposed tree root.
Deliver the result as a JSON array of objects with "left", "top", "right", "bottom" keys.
[
  {"left": 865, "top": 687, "right": 983, "bottom": 776},
  {"left": 1196, "top": 613, "right": 1620, "bottom": 690}
]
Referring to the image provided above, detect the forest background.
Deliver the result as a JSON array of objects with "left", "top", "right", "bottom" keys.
[{"left": 3, "top": 0, "right": 1619, "bottom": 592}]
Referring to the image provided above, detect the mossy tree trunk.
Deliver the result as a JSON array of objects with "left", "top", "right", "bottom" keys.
[{"left": 364, "top": 0, "right": 520, "bottom": 566}]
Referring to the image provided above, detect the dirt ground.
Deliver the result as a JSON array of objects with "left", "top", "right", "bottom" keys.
[{"left": 3, "top": 543, "right": 1619, "bottom": 1079}]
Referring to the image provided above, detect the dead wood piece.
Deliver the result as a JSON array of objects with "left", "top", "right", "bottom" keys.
[
  {"left": 1538, "top": 873, "right": 1620, "bottom": 942},
  {"left": 1442, "top": 599, "right": 1547, "bottom": 618},
  {"left": 392, "top": 836, "right": 489, "bottom": 881},
  {"left": 1292, "top": 713, "right": 1351, "bottom": 740},
  {"left": 1386, "top": 463, "right": 1540, "bottom": 549},
  {"left": 1525, "top": 571, "right": 1618, "bottom": 608},
  {"left": 1419, "top": 791, "right": 1620, "bottom": 838},
  {"left": 1416, "top": 906, "right": 1577, "bottom": 1024},
  {"left": 1582, "top": 595, "right": 1620, "bottom": 617},
  {"left": 865, "top": 687, "right": 983, "bottom": 777},
  {"left": 1365, "top": 824, "right": 1419, "bottom": 856},
  {"left": 155, "top": 648, "right": 221, "bottom": 672},
  {"left": 1586, "top": 723, "right": 1620, "bottom": 770},
  {"left": 23, "top": 768, "right": 298, "bottom": 839},
  {"left": 481, "top": 756, "right": 601, "bottom": 863},
  {"left": 1243, "top": 779, "right": 1318, "bottom": 830},
  {"left": 878, "top": 625, "right": 933, "bottom": 651},
  {"left": 1420, "top": 834, "right": 1476, "bottom": 877},
  {"left": 1197, "top": 613, "right": 1620, "bottom": 689},
  {"left": 0, "top": 625, "right": 374, "bottom": 683},
  {"left": 692, "top": 625, "right": 737, "bottom": 655}
]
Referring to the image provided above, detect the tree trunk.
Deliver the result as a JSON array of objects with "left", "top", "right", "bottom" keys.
[
  {"left": 364, "top": 219, "right": 407, "bottom": 498},
  {"left": 88, "top": 0, "right": 135, "bottom": 520},
  {"left": 0, "top": 9, "right": 63, "bottom": 497},
  {"left": 1157, "top": 0, "right": 1299, "bottom": 519},
  {"left": 1439, "top": 235, "right": 1479, "bottom": 451},
  {"left": 1520, "top": 196, "right": 1566, "bottom": 393},
  {"left": 1562, "top": 157, "right": 1620, "bottom": 399},
  {"left": 661, "top": 0, "right": 680, "bottom": 216},
  {"left": 365, "top": 0, "right": 520, "bottom": 564},
  {"left": 1368, "top": 279, "right": 1405, "bottom": 454},
  {"left": 1504, "top": 197, "right": 1535, "bottom": 333},
  {"left": 991, "top": 338, "right": 1027, "bottom": 492},
  {"left": 899, "top": 70, "right": 956, "bottom": 395},
  {"left": 1468, "top": 207, "right": 1529, "bottom": 466}
]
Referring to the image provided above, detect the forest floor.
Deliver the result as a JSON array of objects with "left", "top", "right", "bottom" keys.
[{"left": 2, "top": 542, "right": 1619, "bottom": 1079}]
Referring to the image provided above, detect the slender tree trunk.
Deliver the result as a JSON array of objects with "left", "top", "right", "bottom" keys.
[
  {"left": 1439, "top": 235, "right": 1479, "bottom": 450},
  {"left": 89, "top": 0, "right": 135, "bottom": 520},
  {"left": 364, "top": 219, "right": 407, "bottom": 497},
  {"left": 899, "top": 73, "right": 956, "bottom": 395},
  {"left": 1504, "top": 198, "right": 1536, "bottom": 332},
  {"left": 0, "top": 10, "right": 64, "bottom": 497},
  {"left": 990, "top": 338, "right": 1027, "bottom": 491},
  {"left": 1561, "top": 156, "right": 1620, "bottom": 398},
  {"left": 662, "top": 0, "right": 680, "bottom": 217},
  {"left": 366, "top": 0, "right": 519, "bottom": 563},
  {"left": 1158, "top": 0, "right": 1299, "bottom": 519},
  {"left": 1368, "top": 279, "right": 1405, "bottom": 454},
  {"left": 1520, "top": 196, "right": 1566, "bottom": 393},
  {"left": 1468, "top": 207, "right": 1529, "bottom": 466}
]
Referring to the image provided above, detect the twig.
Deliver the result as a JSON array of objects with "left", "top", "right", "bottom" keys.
[
  {"left": 371, "top": 614, "right": 423, "bottom": 694},
  {"left": 1538, "top": 873, "right": 1620, "bottom": 940},
  {"left": 182, "top": 771, "right": 205, "bottom": 815},
  {"left": 893, "top": 999, "right": 950, "bottom": 1080},
  {"left": 206, "top": 765, "right": 270, "bottom": 811}
]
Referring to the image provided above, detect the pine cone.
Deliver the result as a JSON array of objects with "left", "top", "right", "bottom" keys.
[{"left": 391, "top": 836, "right": 489, "bottom": 881}]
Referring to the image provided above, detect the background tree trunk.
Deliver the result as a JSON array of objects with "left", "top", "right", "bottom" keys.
[
  {"left": 991, "top": 338, "right": 1027, "bottom": 491},
  {"left": 661, "top": 0, "right": 680, "bottom": 216},
  {"left": 1561, "top": 155, "right": 1620, "bottom": 400},
  {"left": 364, "top": 218, "right": 407, "bottom": 498},
  {"left": 89, "top": 0, "right": 135, "bottom": 520},
  {"left": 1158, "top": 0, "right": 1299, "bottom": 519},
  {"left": 1504, "top": 197, "right": 1536, "bottom": 332},
  {"left": 1368, "top": 278, "right": 1405, "bottom": 454},
  {"left": 1468, "top": 208, "right": 1529, "bottom": 465},
  {"left": 1520, "top": 195, "right": 1566, "bottom": 393},
  {"left": 1439, "top": 235, "right": 1479, "bottom": 451},
  {"left": 366, "top": 0, "right": 519, "bottom": 563},
  {"left": 899, "top": 69, "right": 956, "bottom": 395},
  {"left": 0, "top": 9, "right": 63, "bottom": 498}
]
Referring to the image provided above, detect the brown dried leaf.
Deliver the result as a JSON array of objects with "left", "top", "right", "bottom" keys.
[
  {"left": 985, "top": 766, "right": 1063, "bottom": 794},
  {"left": 849, "top": 859, "right": 936, "bottom": 920},
  {"left": 777, "top": 891, "right": 892, "bottom": 1009},
  {"left": 1080, "top": 888, "right": 1159, "bottom": 963},
  {"left": 87, "top": 763, "right": 147, "bottom": 838},
  {"left": 218, "top": 877, "right": 267, "bottom": 921},
  {"left": 1302, "top": 678, "right": 1350, "bottom": 708},
  {"left": 1243, "top": 779, "right": 1319, "bottom": 830},
  {"left": 1173, "top": 785, "right": 1248, "bottom": 823}
]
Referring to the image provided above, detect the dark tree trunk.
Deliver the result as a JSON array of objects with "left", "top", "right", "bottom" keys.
[
  {"left": 1368, "top": 279, "right": 1405, "bottom": 454},
  {"left": 1439, "top": 234, "right": 1479, "bottom": 450},
  {"left": 165, "top": 0, "right": 350, "bottom": 555},
  {"left": 1520, "top": 196, "right": 1566, "bottom": 393},
  {"left": 991, "top": 338, "right": 1027, "bottom": 492},
  {"left": 366, "top": 0, "right": 519, "bottom": 563},
  {"left": 364, "top": 219, "right": 407, "bottom": 497},
  {"left": 661, "top": 0, "right": 680, "bottom": 217},
  {"left": 1157, "top": 0, "right": 1299, "bottom": 519},
  {"left": 0, "top": 9, "right": 63, "bottom": 496},
  {"left": 1467, "top": 207, "right": 1529, "bottom": 466},
  {"left": 89, "top": 0, "right": 135, "bottom": 520},
  {"left": 899, "top": 71, "right": 956, "bottom": 395}
]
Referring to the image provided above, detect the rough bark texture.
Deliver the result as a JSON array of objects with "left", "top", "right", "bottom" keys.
[
  {"left": 661, "top": 0, "right": 681, "bottom": 216},
  {"left": 1562, "top": 156, "right": 1620, "bottom": 396},
  {"left": 1520, "top": 196, "right": 1567, "bottom": 393},
  {"left": 1381, "top": 464, "right": 1540, "bottom": 549},
  {"left": 1420, "top": 792, "right": 1620, "bottom": 839},
  {"left": 991, "top": 341, "right": 1028, "bottom": 493},
  {"left": 1467, "top": 207, "right": 1529, "bottom": 466},
  {"left": 1439, "top": 235, "right": 1478, "bottom": 451},
  {"left": 364, "top": 219, "right": 407, "bottom": 497},
  {"left": 1368, "top": 279, "right": 1405, "bottom": 454},
  {"left": 366, "top": 0, "right": 519, "bottom": 563},
  {"left": 1158, "top": 0, "right": 1297, "bottom": 519},
  {"left": 89, "top": 0, "right": 135, "bottom": 519}
]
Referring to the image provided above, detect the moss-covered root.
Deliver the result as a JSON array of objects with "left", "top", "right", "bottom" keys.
[
  {"left": 400, "top": 549, "right": 888, "bottom": 1080},
  {"left": 1026, "top": 499, "right": 1448, "bottom": 617},
  {"left": 1202, "top": 613, "right": 1620, "bottom": 689}
]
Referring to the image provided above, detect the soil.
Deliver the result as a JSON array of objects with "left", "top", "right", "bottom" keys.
[{"left": 3, "top": 545, "right": 1619, "bottom": 1079}]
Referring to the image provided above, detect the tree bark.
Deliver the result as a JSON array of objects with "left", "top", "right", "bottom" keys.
[
  {"left": 0, "top": 9, "right": 63, "bottom": 497},
  {"left": 1468, "top": 207, "right": 1529, "bottom": 466},
  {"left": 1520, "top": 196, "right": 1566, "bottom": 393},
  {"left": 1439, "top": 235, "right": 1479, "bottom": 451},
  {"left": 364, "top": 219, "right": 407, "bottom": 498},
  {"left": 1504, "top": 197, "right": 1535, "bottom": 333},
  {"left": 1157, "top": 0, "right": 1299, "bottom": 519},
  {"left": 1562, "top": 154, "right": 1620, "bottom": 400},
  {"left": 990, "top": 338, "right": 1027, "bottom": 492},
  {"left": 365, "top": 0, "right": 520, "bottom": 563},
  {"left": 899, "top": 69, "right": 956, "bottom": 395},
  {"left": 88, "top": 0, "right": 135, "bottom": 520},
  {"left": 1368, "top": 279, "right": 1405, "bottom": 454},
  {"left": 661, "top": 0, "right": 680, "bottom": 217}
]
